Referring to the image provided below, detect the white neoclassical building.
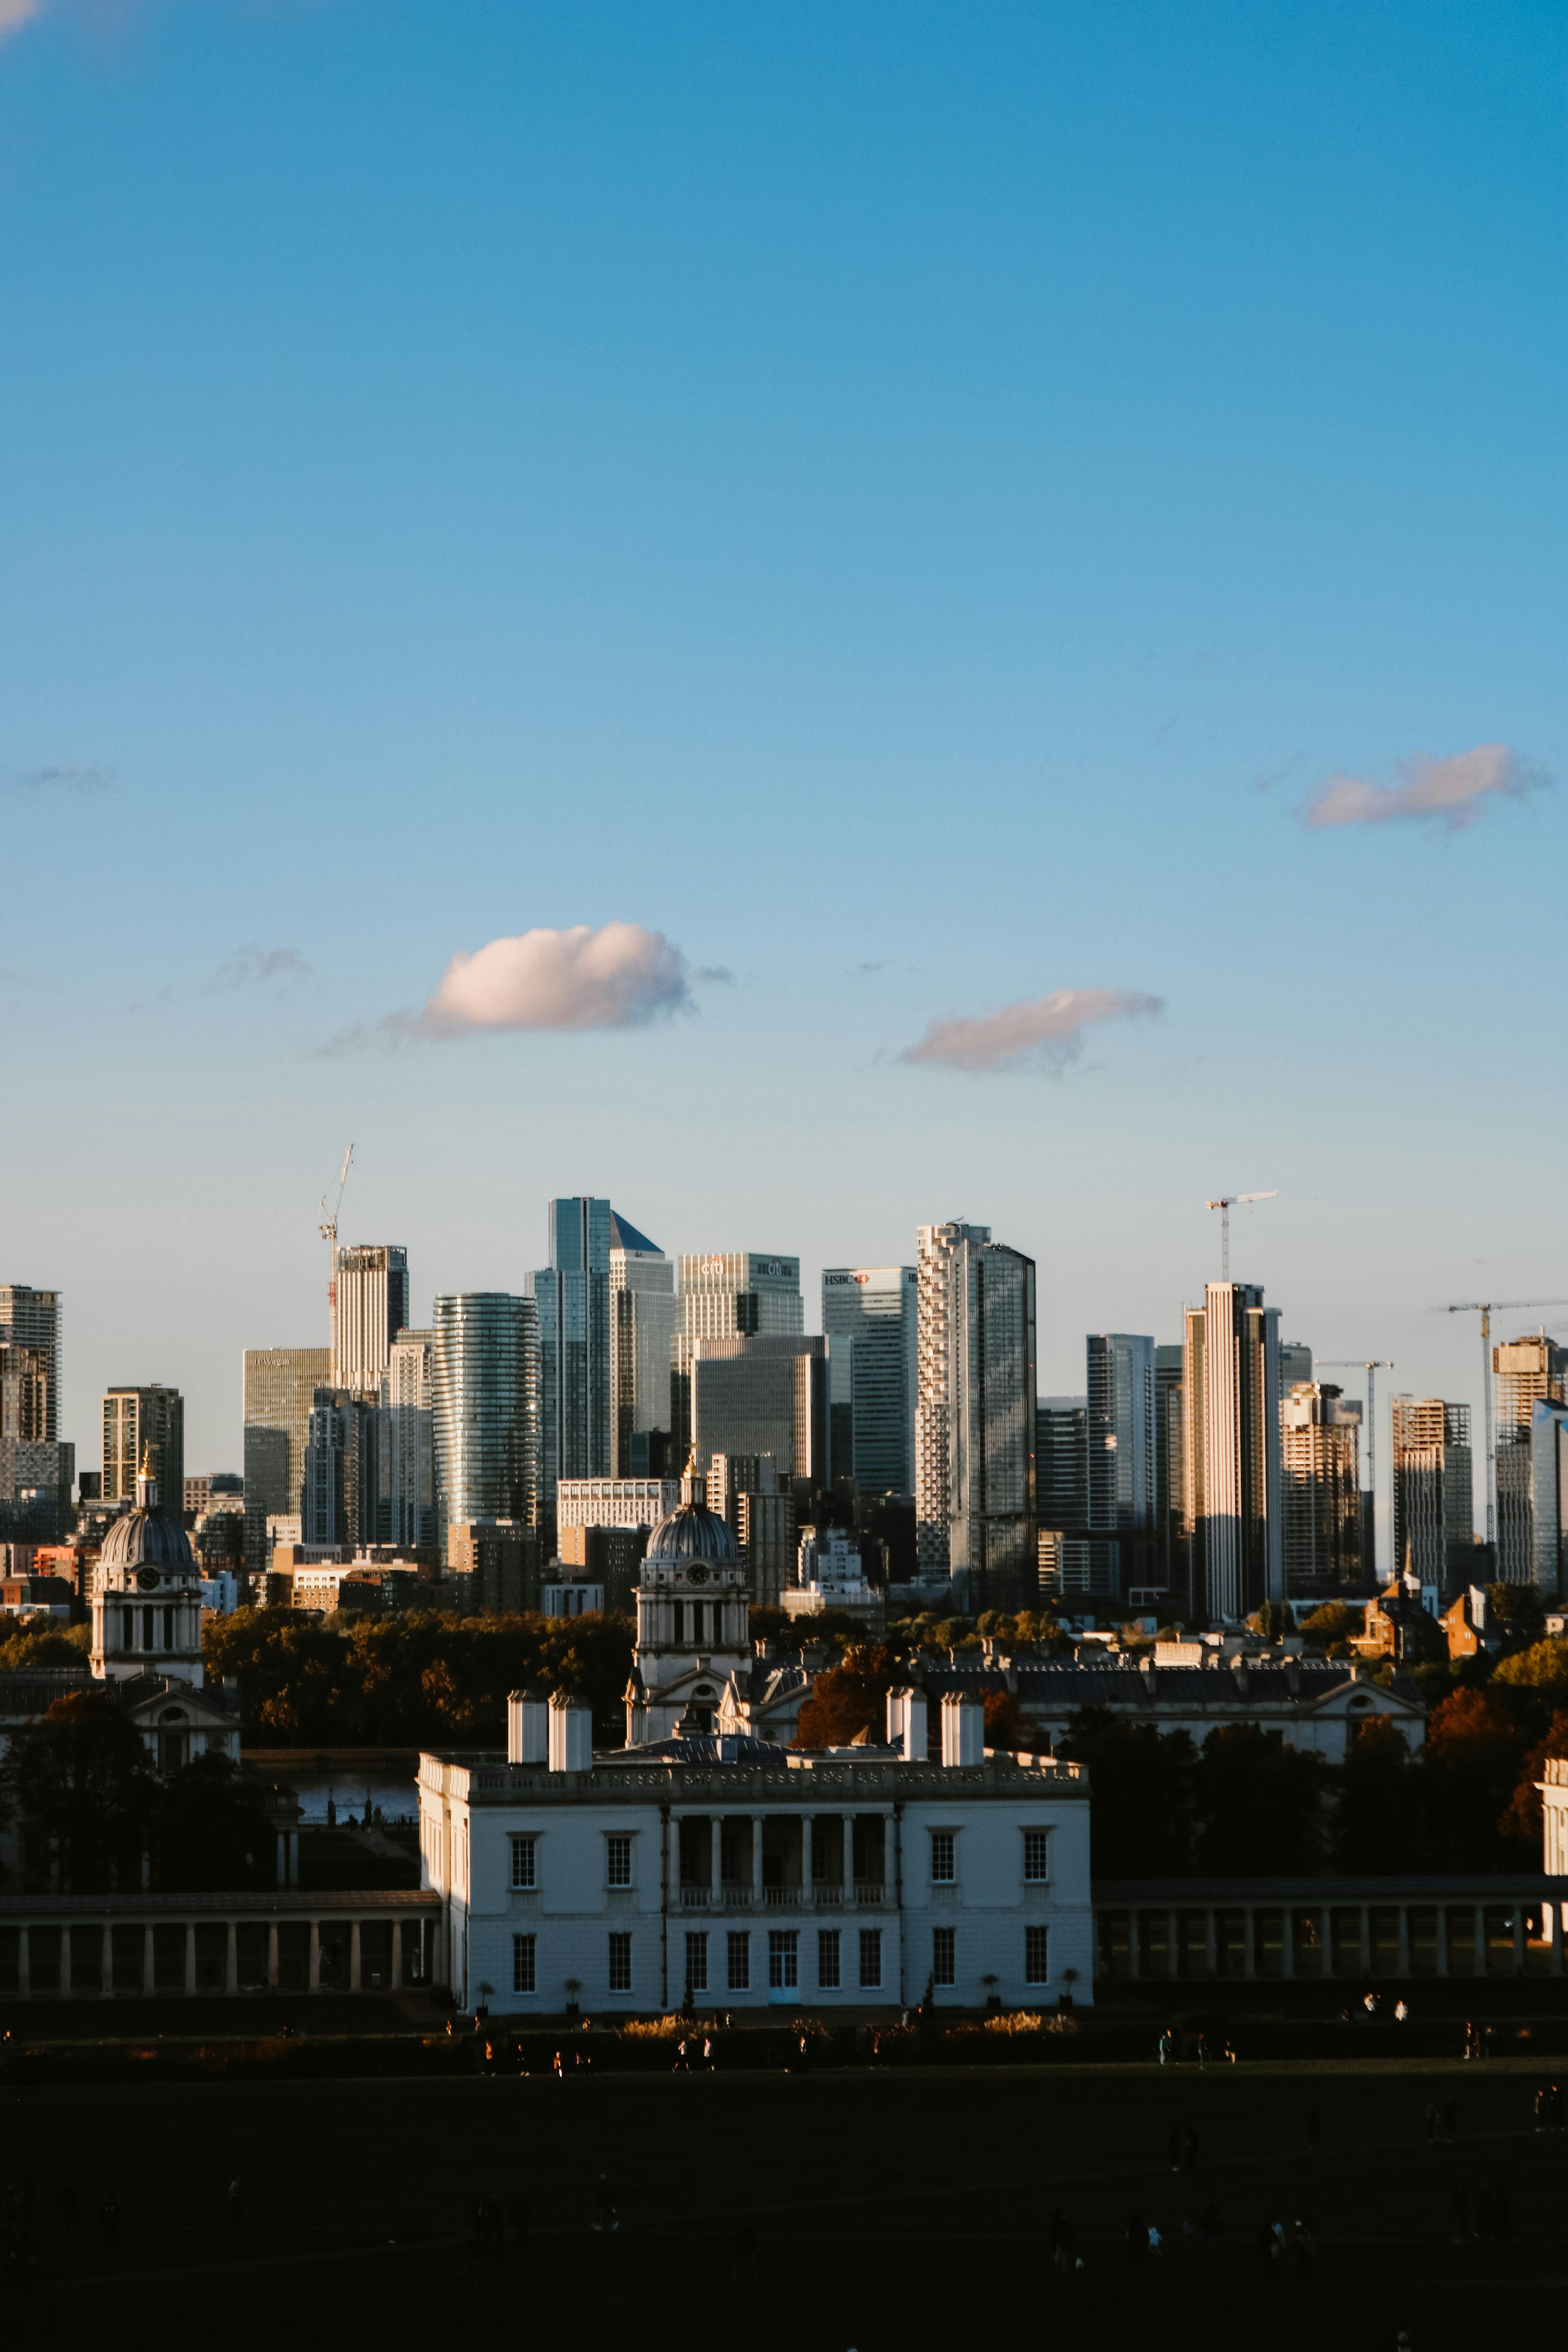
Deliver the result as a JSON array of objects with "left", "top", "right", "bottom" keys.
[{"left": 420, "top": 1474, "right": 1090, "bottom": 2014}]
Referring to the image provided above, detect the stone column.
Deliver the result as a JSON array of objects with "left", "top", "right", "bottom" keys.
[
  {"left": 226, "top": 1922, "right": 238, "bottom": 1994},
  {"left": 1167, "top": 1908, "right": 1179, "bottom": 1980},
  {"left": 17, "top": 1926, "right": 28, "bottom": 1998},
  {"left": 350, "top": 1921, "right": 362, "bottom": 1991},
  {"left": 101, "top": 1924, "right": 114, "bottom": 1998},
  {"left": 1551, "top": 1901, "right": 1564, "bottom": 1979},
  {"left": 1203, "top": 1909, "right": 1217, "bottom": 1979},
  {"left": 1474, "top": 1905, "right": 1487, "bottom": 1980},
  {"left": 801, "top": 1815, "right": 814, "bottom": 1903},
  {"left": 143, "top": 1924, "right": 155, "bottom": 1994},
  {"left": 1512, "top": 1909, "right": 1526, "bottom": 1976},
  {"left": 60, "top": 1924, "right": 72, "bottom": 1996},
  {"left": 267, "top": 1924, "right": 279, "bottom": 1990},
  {"left": 710, "top": 1815, "right": 723, "bottom": 1903},
  {"left": 1128, "top": 1913, "right": 1141, "bottom": 1982},
  {"left": 308, "top": 1920, "right": 321, "bottom": 1991},
  {"left": 1242, "top": 1911, "right": 1256, "bottom": 1981},
  {"left": 183, "top": 1924, "right": 196, "bottom": 1994},
  {"left": 1435, "top": 1910, "right": 1450, "bottom": 1978},
  {"left": 1360, "top": 1907, "right": 1371, "bottom": 1978},
  {"left": 390, "top": 1920, "right": 402, "bottom": 1992},
  {"left": 1319, "top": 1909, "right": 1331, "bottom": 1980},
  {"left": 1396, "top": 1907, "right": 1410, "bottom": 1978},
  {"left": 752, "top": 1816, "right": 766, "bottom": 1902}
]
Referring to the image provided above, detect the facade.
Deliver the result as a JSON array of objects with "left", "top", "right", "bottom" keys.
[
  {"left": 1391, "top": 1396, "right": 1474, "bottom": 1595},
  {"left": 379, "top": 1329, "right": 435, "bottom": 1552},
  {"left": 301, "top": 1388, "right": 378, "bottom": 1551},
  {"left": 1280, "top": 1383, "right": 1363, "bottom": 1598},
  {"left": 1036, "top": 1395, "right": 1093, "bottom": 1596},
  {"left": 1494, "top": 1337, "right": 1567, "bottom": 1583},
  {"left": 624, "top": 1459, "right": 752, "bottom": 1742},
  {"left": 446, "top": 1520, "right": 531, "bottom": 1614},
  {"left": 946, "top": 1236, "right": 1037, "bottom": 1612},
  {"left": 1086, "top": 1334, "right": 1157, "bottom": 1599},
  {"left": 1184, "top": 1284, "right": 1282, "bottom": 1623},
  {"left": 788, "top": 1528, "right": 883, "bottom": 1629},
  {"left": 0, "top": 1284, "right": 61, "bottom": 1445},
  {"left": 419, "top": 1684, "right": 1092, "bottom": 2016},
  {"left": 242, "top": 1346, "right": 332, "bottom": 1527},
  {"left": 558, "top": 1476, "right": 679, "bottom": 1531},
  {"left": 102, "top": 1386, "right": 184, "bottom": 1516},
  {"left": 914, "top": 1221, "right": 989, "bottom": 1579},
  {"left": 1278, "top": 1341, "right": 1313, "bottom": 1393},
  {"left": 820, "top": 1265, "right": 918, "bottom": 1497},
  {"left": 558, "top": 1523, "right": 649, "bottom": 1614},
  {"left": 690, "top": 1335, "right": 828, "bottom": 1493},
  {"left": 430, "top": 1293, "right": 540, "bottom": 1548},
  {"left": 1533, "top": 1400, "right": 1568, "bottom": 1598},
  {"left": 330, "top": 1245, "right": 410, "bottom": 1400},
  {"left": 1154, "top": 1343, "right": 1184, "bottom": 1595},
  {"left": 89, "top": 1462, "right": 207, "bottom": 1688},
  {"left": 608, "top": 1213, "right": 677, "bottom": 1478},
  {"left": 531, "top": 1198, "right": 615, "bottom": 1531},
  {"left": 673, "top": 1253, "right": 803, "bottom": 1460}
]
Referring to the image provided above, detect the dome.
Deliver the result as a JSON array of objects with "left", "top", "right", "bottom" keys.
[
  {"left": 100, "top": 1464, "right": 197, "bottom": 1577},
  {"left": 645, "top": 1501, "right": 738, "bottom": 1567}
]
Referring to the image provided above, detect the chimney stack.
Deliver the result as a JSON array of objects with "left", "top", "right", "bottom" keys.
[
  {"left": 941, "top": 1690, "right": 985, "bottom": 1767},
  {"left": 548, "top": 1688, "right": 593, "bottom": 1773},
  {"left": 885, "top": 1684, "right": 928, "bottom": 1762},
  {"left": 507, "top": 1686, "right": 550, "bottom": 1765}
]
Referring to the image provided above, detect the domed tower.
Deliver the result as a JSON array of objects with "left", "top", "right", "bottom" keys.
[
  {"left": 91, "top": 1455, "right": 206, "bottom": 1687},
  {"left": 625, "top": 1453, "right": 751, "bottom": 1742}
]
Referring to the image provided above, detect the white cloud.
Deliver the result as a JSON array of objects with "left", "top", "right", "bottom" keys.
[
  {"left": 1302, "top": 743, "right": 1548, "bottom": 833},
  {"left": 421, "top": 921, "right": 692, "bottom": 1038},
  {"left": 900, "top": 987, "right": 1164, "bottom": 1074},
  {"left": 0, "top": 0, "right": 43, "bottom": 41}
]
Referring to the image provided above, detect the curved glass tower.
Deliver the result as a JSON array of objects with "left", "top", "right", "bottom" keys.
[{"left": 431, "top": 1293, "right": 540, "bottom": 1535}]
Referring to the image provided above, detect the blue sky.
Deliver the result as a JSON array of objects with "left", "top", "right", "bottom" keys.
[{"left": 1, "top": 0, "right": 1564, "bottom": 1537}]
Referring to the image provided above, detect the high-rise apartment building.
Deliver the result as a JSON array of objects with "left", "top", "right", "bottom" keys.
[
  {"left": 915, "top": 1225, "right": 1036, "bottom": 1609},
  {"left": 690, "top": 1336, "right": 829, "bottom": 1492},
  {"left": 1280, "top": 1382, "right": 1362, "bottom": 1597},
  {"left": 1155, "top": 1343, "right": 1185, "bottom": 1591},
  {"left": 1036, "top": 1396, "right": 1094, "bottom": 1596},
  {"left": 102, "top": 1385, "right": 184, "bottom": 1516},
  {"left": 1391, "top": 1396, "right": 1474, "bottom": 1595},
  {"left": 821, "top": 1266, "right": 918, "bottom": 1496},
  {"left": 431, "top": 1293, "right": 540, "bottom": 1544},
  {"left": 379, "top": 1328, "right": 435, "bottom": 1551},
  {"left": 1182, "top": 1283, "right": 1281, "bottom": 1623},
  {"left": 0, "top": 1284, "right": 61, "bottom": 1443},
  {"left": 531, "top": 1199, "right": 617, "bottom": 1530},
  {"left": 1494, "top": 1336, "right": 1568, "bottom": 1583},
  {"left": 1086, "top": 1334, "right": 1156, "bottom": 1595},
  {"left": 673, "top": 1253, "right": 803, "bottom": 1461},
  {"left": 609, "top": 1213, "right": 677, "bottom": 1478},
  {"left": 1533, "top": 1400, "right": 1568, "bottom": 1598},
  {"left": 1278, "top": 1341, "right": 1313, "bottom": 1393},
  {"left": 330, "top": 1245, "right": 410, "bottom": 1399}
]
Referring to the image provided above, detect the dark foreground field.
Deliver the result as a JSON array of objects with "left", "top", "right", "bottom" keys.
[{"left": 7, "top": 2057, "right": 1564, "bottom": 2351}]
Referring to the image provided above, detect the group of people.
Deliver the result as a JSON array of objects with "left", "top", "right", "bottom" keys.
[{"left": 1156, "top": 2027, "right": 1236, "bottom": 2065}]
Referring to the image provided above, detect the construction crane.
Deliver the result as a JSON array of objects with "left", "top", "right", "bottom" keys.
[
  {"left": 1204, "top": 1190, "right": 1277, "bottom": 1281},
  {"left": 1317, "top": 1360, "right": 1393, "bottom": 1583},
  {"left": 319, "top": 1144, "right": 354, "bottom": 1329},
  {"left": 1444, "top": 1299, "right": 1568, "bottom": 1550}
]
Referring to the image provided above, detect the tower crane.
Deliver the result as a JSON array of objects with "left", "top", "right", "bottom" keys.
[
  {"left": 319, "top": 1144, "right": 354, "bottom": 1330},
  {"left": 1203, "top": 1190, "right": 1277, "bottom": 1281},
  {"left": 1317, "top": 1360, "right": 1393, "bottom": 1583},
  {"left": 1444, "top": 1299, "right": 1568, "bottom": 1550}
]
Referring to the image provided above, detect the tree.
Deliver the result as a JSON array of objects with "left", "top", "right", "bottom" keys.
[
  {"left": 1056, "top": 1711, "right": 1198, "bottom": 1877},
  {"left": 1491, "top": 1638, "right": 1568, "bottom": 1694},
  {"left": 1498, "top": 1709, "right": 1568, "bottom": 1851},
  {"left": 0, "top": 1690, "right": 156, "bottom": 1893},
  {"left": 792, "top": 1646, "right": 897, "bottom": 1747},
  {"left": 1192, "top": 1725, "right": 1325, "bottom": 1876},
  {"left": 1298, "top": 1601, "right": 1362, "bottom": 1650},
  {"left": 1420, "top": 1688, "right": 1536, "bottom": 1870},
  {"left": 1485, "top": 1580, "right": 1546, "bottom": 1647},
  {"left": 981, "top": 1689, "right": 1031, "bottom": 1751},
  {"left": 152, "top": 1754, "right": 275, "bottom": 1892},
  {"left": 0, "top": 1619, "right": 90, "bottom": 1673},
  {"left": 1251, "top": 1601, "right": 1291, "bottom": 1642},
  {"left": 1332, "top": 1718, "right": 1426, "bottom": 1872}
]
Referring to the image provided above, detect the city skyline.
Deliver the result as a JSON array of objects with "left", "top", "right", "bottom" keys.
[{"left": 0, "top": 2, "right": 1561, "bottom": 1507}]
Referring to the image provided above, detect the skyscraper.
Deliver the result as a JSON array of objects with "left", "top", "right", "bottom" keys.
[
  {"left": 379, "top": 1328, "right": 435, "bottom": 1551},
  {"left": 820, "top": 1265, "right": 918, "bottom": 1496},
  {"left": 330, "top": 1245, "right": 410, "bottom": 1399},
  {"left": 1154, "top": 1343, "right": 1185, "bottom": 1593},
  {"left": 1280, "top": 1382, "right": 1363, "bottom": 1597},
  {"left": 916, "top": 1223, "right": 1036, "bottom": 1609},
  {"left": 672, "top": 1252, "right": 803, "bottom": 1460},
  {"left": 243, "top": 1347, "right": 332, "bottom": 1520},
  {"left": 0, "top": 1284, "right": 61, "bottom": 1441},
  {"left": 102, "top": 1385, "right": 184, "bottom": 1517},
  {"left": 1183, "top": 1282, "right": 1281, "bottom": 1623},
  {"left": 1087, "top": 1333, "right": 1156, "bottom": 1596},
  {"left": 1494, "top": 1336, "right": 1567, "bottom": 1582},
  {"left": 690, "top": 1335, "right": 829, "bottom": 1490},
  {"left": 1533, "top": 1399, "right": 1568, "bottom": 1598},
  {"left": 609, "top": 1212, "right": 677, "bottom": 1477},
  {"left": 431, "top": 1292, "right": 540, "bottom": 1541},
  {"left": 531, "top": 1199, "right": 613, "bottom": 1531},
  {"left": 1391, "top": 1395, "right": 1474, "bottom": 1594},
  {"left": 1036, "top": 1395, "right": 1091, "bottom": 1597}
]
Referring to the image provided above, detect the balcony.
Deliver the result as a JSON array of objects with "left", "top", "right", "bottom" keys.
[
  {"left": 678, "top": 1887, "right": 711, "bottom": 1909},
  {"left": 854, "top": 1884, "right": 886, "bottom": 1907}
]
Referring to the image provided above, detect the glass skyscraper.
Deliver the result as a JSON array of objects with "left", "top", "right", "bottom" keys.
[
  {"left": 432, "top": 1291, "right": 540, "bottom": 1539},
  {"left": 531, "top": 1199, "right": 613, "bottom": 1532},
  {"left": 1086, "top": 1333, "right": 1157, "bottom": 1599},
  {"left": 915, "top": 1224, "right": 1037, "bottom": 1611},
  {"left": 820, "top": 1265, "right": 917, "bottom": 1496},
  {"left": 1183, "top": 1282, "right": 1282, "bottom": 1623}
]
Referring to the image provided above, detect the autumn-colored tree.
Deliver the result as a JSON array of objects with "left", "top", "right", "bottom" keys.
[
  {"left": 1421, "top": 1687, "right": 1537, "bottom": 1869},
  {"left": 1498, "top": 1710, "right": 1568, "bottom": 1850},
  {"left": 792, "top": 1646, "right": 897, "bottom": 1747},
  {"left": 1298, "top": 1601, "right": 1363, "bottom": 1651},
  {"left": 1491, "top": 1638, "right": 1568, "bottom": 1694},
  {"left": 980, "top": 1689, "right": 1031, "bottom": 1751}
]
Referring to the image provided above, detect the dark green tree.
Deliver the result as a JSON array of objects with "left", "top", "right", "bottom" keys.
[
  {"left": 1332, "top": 1718, "right": 1426, "bottom": 1872},
  {"left": 152, "top": 1754, "right": 275, "bottom": 1891},
  {"left": 1192, "top": 1724, "right": 1325, "bottom": 1875},
  {"left": 1057, "top": 1711, "right": 1198, "bottom": 1877},
  {"left": 0, "top": 1690, "right": 156, "bottom": 1893}
]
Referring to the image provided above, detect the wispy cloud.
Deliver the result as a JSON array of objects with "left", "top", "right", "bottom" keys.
[
  {"left": 207, "top": 944, "right": 312, "bottom": 994},
  {"left": 321, "top": 921, "right": 694, "bottom": 1054},
  {"left": 692, "top": 964, "right": 734, "bottom": 985},
  {"left": 900, "top": 986, "right": 1164, "bottom": 1074},
  {"left": 1302, "top": 744, "right": 1548, "bottom": 833},
  {"left": 0, "top": 0, "right": 44, "bottom": 44},
  {"left": 2, "top": 763, "right": 112, "bottom": 796}
]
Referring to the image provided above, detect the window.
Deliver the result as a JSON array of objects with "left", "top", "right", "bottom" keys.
[
  {"left": 817, "top": 1929, "right": 841, "bottom": 1989},
  {"left": 684, "top": 1932, "right": 708, "bottom": 1993},
  {"left": 1026, "top": 1925, "right": 1050, "bottom": 1985},
  {"left": 510, "top": 1836, "right": 537, "bottom": 1889},
  {"left": 930, "top": 1830, "right": 956, "bottom": 1883},
  {"left": 933, "top": 1926, "right": 956, "bottom": 1987},
  {"left": 608, "top": 1932, "right": 633, "bottom": 1993},
  {"left": 768, "top": 1930, "right": 799, "bottom": 1990},
  {"left": 727, "top": 1931, "right": 751, "bottom": 1991},
  {"left": 513, "top": 1934, "right": 536, "bottom": 1994},
  {"left": 858, "top": 1930, "right": 882, "bottom": 1990},
  {"left": 606, "top": 1834, "right": 633, "bottom": 1888},
  {"left": 1023, "top": 1830, "right": 1050, "bottom": 1883}
]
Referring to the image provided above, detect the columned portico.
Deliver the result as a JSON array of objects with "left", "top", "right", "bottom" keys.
[{"left": 1096, "top": 1876, "right": 1564, "bottom": 1984}]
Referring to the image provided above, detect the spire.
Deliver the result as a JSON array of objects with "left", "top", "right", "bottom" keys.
[
  {"left": 680, "top": 1446, "right": 703, "bottom": 1509},
  {"left": 136, "top": 1444, "right": 159, "bottom": 1511}
]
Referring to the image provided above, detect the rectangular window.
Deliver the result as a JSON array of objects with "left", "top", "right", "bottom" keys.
[
  {"left": 684, "top": 1931, "right": 708, "bottom": 1993},
  {"left": 512, "top": 1933, "right": 536, "bottom": 1995},
  {"left": 1026, "top": 1924, "right": 1050, "bottom": 1985},
  {"left": 608, "top": 1932, "right": 632, "bottom": 1993},
  {"left": 859, "top": 1929, "right": 882, "bottom": 1990},
  {"left": 933, "top": 1926, "right": 956, "bottom": 1987},
  {"left": 817, "top": 1929, "right": 840, "bottom": 1990},
  {"left": 768, "top": 1930, "right": 799, "bottom": 1990},
  {"left": 510, "top": 1836, "right": 537, "bottom": 1889},
  {"left": 727, "top": 1931, "right": 750, "bottom": 1991},
  {"left": 606, "top": 1834, "right": 633, "bottom": 1888},
  {"left": 930, "top": 1830, "right": 955, "bottom": 1883},
  {"left": 1023, "top": 1830, "right": 1050, "bottom": 1883}
]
